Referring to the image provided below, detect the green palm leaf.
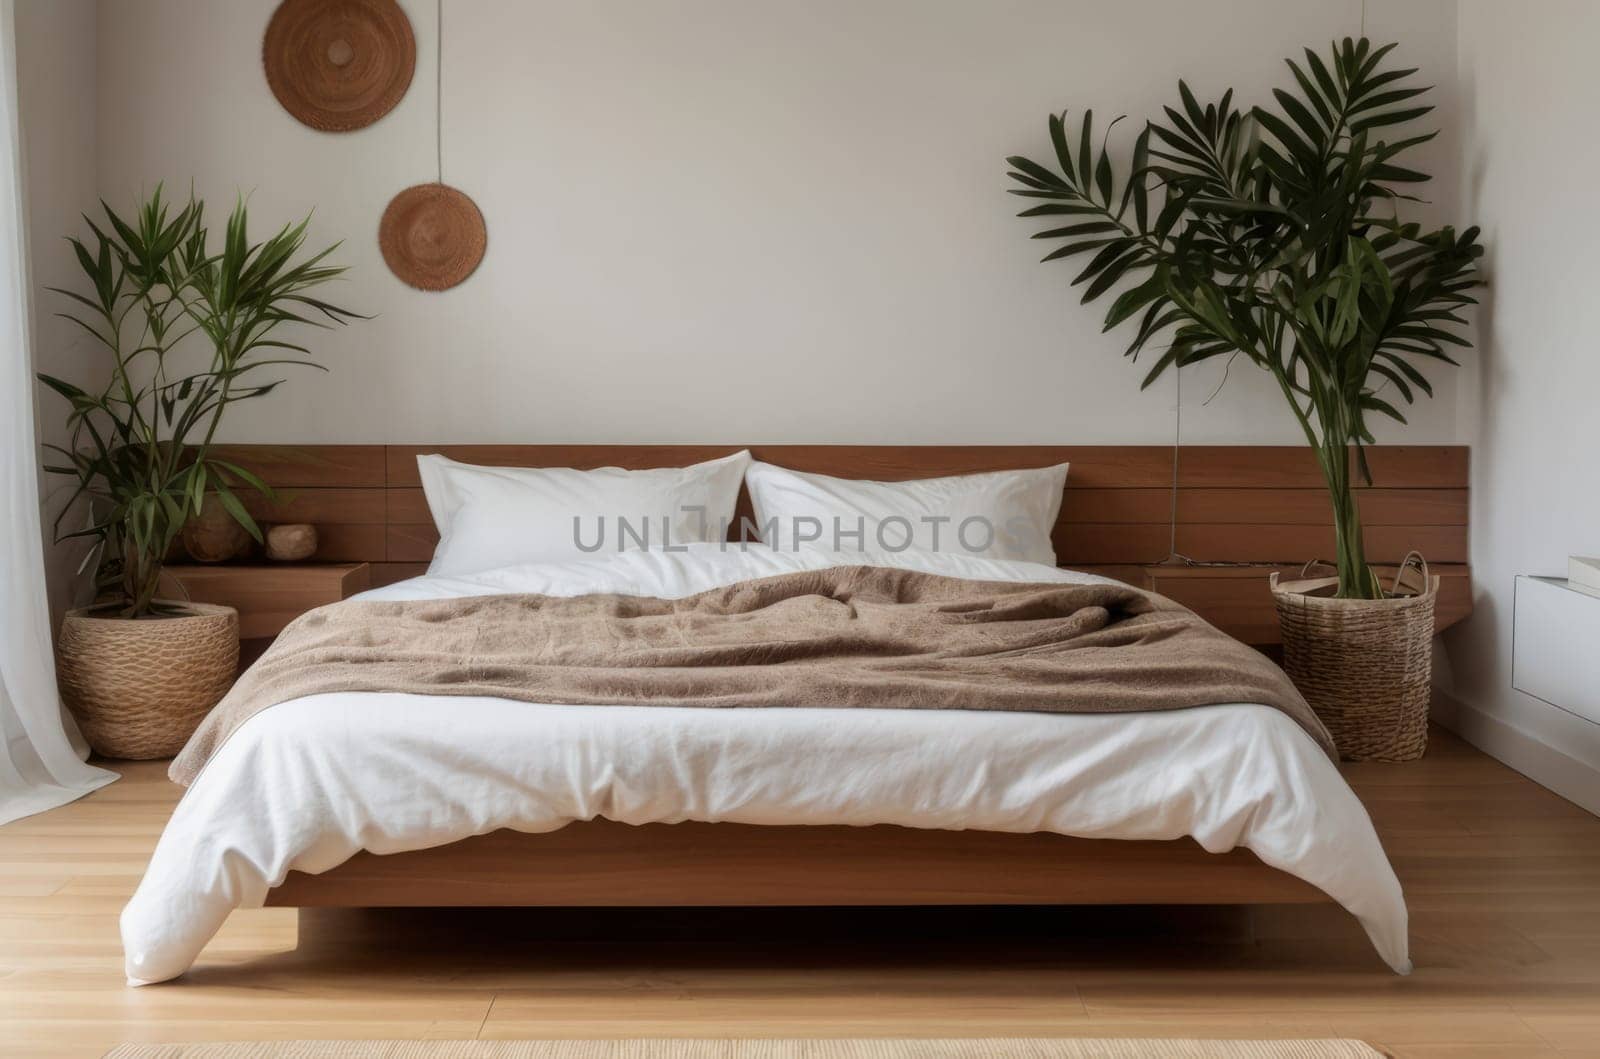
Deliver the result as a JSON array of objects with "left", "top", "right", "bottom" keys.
[
  {"left": 35, "top": 189, "right": 362, "bottom": 617},
  {"left": 1005, "top": 36, "right": 1481, "bottom": 599}
]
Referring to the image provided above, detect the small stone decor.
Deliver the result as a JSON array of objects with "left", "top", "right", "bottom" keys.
[
  {"left": 266, "top": 523, "right": 319, "bottom": 562},
  {"left": 181, "top": 495, "right": 252, "bottom": 563}
]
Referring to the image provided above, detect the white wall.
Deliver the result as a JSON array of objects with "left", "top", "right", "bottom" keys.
[
  {"left": 16, "top": 0, "right": 99, "bottom": 623},
  {"left": 1442, "top": 1, "right": 1600, "bottom": 812},
  {"left": 35, "top": 0, "right": 1590, "bottom": 802},
  {"left": 89, "top": 0, "right": 1461, "bottom": 446}
]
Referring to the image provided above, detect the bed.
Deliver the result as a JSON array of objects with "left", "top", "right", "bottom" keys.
[{"left": 120, "top": 445, "right": 1455, "bottom": 984}]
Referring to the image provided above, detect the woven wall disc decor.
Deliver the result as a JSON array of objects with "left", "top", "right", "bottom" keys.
[
  {"left": 379, "top": 183, "right": 486, "bottom": 291},
  {"left": 263, "top": 0, "right": 416, "bottom": 132}
]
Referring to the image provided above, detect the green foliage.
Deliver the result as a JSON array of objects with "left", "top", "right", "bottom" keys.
[
  {"left": 1007, "top": 38, "right": 1482, "bottom": 599},
  {"left": 38, "top": 186, "right": 361, "bottom": 617}
]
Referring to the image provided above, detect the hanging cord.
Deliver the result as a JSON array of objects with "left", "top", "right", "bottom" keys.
[
  {"left": 1157, "top": 364, "right": 1184, "bottom": 564},
  {"left": 1158, "top": 0, "right": 1373, "bottom": 570},
  {"left": 1154, "top": 354, "right": 1268, "bottom": 570},
  {"left": 436, "top": 0, "right": 444, "bottom": 184}
]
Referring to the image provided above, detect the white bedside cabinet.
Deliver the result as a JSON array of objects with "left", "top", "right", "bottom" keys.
[{"left": 1513, "top": 575, "right": 1600, "bottom": 725}]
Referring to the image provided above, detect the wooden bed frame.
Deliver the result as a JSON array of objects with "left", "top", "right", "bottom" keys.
[
  {"left": 266, "top": 821, "right": 1326, "bottom": 907},
  {"left": 210, "top": 443, "right": 1468, "bottom": 911}
]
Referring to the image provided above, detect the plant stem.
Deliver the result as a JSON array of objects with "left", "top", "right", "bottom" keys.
[{"left": 1314, "top": 404, "right": 1381, "bottom": 600}]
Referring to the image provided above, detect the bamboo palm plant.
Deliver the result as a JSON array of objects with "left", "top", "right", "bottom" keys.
[
  {"left": 39, "top": 187, "right": 361, "bottom": 617},
  {"left": 1007, "top": 38, "right": 1481, "bottom": 599}
]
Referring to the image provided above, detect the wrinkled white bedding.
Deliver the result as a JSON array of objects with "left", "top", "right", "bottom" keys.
[{"left": 121, "top": 544, "right": 1409, "bottom": 983}]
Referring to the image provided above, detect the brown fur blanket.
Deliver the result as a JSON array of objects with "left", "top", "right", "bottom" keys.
[{"left": 170, "top": 566, "right": 1332, "bottom": 784}]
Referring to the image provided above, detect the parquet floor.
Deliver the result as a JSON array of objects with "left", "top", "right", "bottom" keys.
[{"left": 1, "top": 728, "right": 1597, "bottom": 1058}]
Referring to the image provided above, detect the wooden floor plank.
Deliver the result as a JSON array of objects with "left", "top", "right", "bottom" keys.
[{"left": 0, "top": 727, "right": 1595, "bottom": 1058}]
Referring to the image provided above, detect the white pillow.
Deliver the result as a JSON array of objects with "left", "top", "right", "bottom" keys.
[
  {"left": 743, "top": 461, "right": 1068, "bottom": 565},
  {"left": 418, "top": 450, "right": 751, "bottom": 577}
]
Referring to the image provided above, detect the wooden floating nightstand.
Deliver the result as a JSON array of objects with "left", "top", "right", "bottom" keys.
[
  {"left": 161, "top": 563, "right": 371, "bottom": 666},
  {"left": 1141, "top": 562, "right": 1472, "bottom": 646}
]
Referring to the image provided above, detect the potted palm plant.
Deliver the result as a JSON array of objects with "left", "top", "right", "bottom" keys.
[
  {"left": 40, "top": 187, "right": 360, "bottom": 759},
  {"left": 1006, "top": 38, "right": 1482, "bottom": 761}
]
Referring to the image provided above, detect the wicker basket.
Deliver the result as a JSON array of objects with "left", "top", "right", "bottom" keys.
[
  {"left": 56, "top": 602, "right": 239, "bottom": 760},
  {"left": 1270, "top": 555, "right": 1438, "bottom": 763}
]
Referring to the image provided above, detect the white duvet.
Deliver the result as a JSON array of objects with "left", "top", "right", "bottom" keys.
[{"left": 121, "top": 545, "right": 1410, "bottom": 984}]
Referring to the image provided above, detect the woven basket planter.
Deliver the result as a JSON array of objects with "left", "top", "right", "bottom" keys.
[
  {"left": 57, "top": 602, "right": 239, "bottom": 760},
  {"left": 1271, "top": 559, "right": 1437, "bottom": 763}
]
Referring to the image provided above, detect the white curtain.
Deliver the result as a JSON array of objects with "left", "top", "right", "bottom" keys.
[{"left": 0, "top": 0, "right": 116, "bottom": 825}]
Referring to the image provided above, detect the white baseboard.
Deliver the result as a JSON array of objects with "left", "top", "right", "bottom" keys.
[{"left": 1432, "top": 690, "right": 1600, "bottom": 816}]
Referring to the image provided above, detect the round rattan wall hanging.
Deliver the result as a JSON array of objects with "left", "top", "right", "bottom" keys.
[
  {"left": 379, "top": 183, "right": 486, "bottom": 290},
  {"left": 263, "top": 0, "right": 415, "bottom": 132},
  {"left": 379, "top": 0, "right": 485, "bottom": 291}
]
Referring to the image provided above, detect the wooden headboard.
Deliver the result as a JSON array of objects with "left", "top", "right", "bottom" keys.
[{"left": 211, "top": 444, "right": 1470, "bottom": 645}]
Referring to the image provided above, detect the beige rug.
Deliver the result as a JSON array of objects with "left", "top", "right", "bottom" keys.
[{"left": 105, "top": 1040, "right": 1385, "bottom": 1059}]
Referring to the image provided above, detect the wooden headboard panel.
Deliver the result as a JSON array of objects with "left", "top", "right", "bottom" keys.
[{"left": 211, "top": 444, "right": 1470, "bottom": 645}]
